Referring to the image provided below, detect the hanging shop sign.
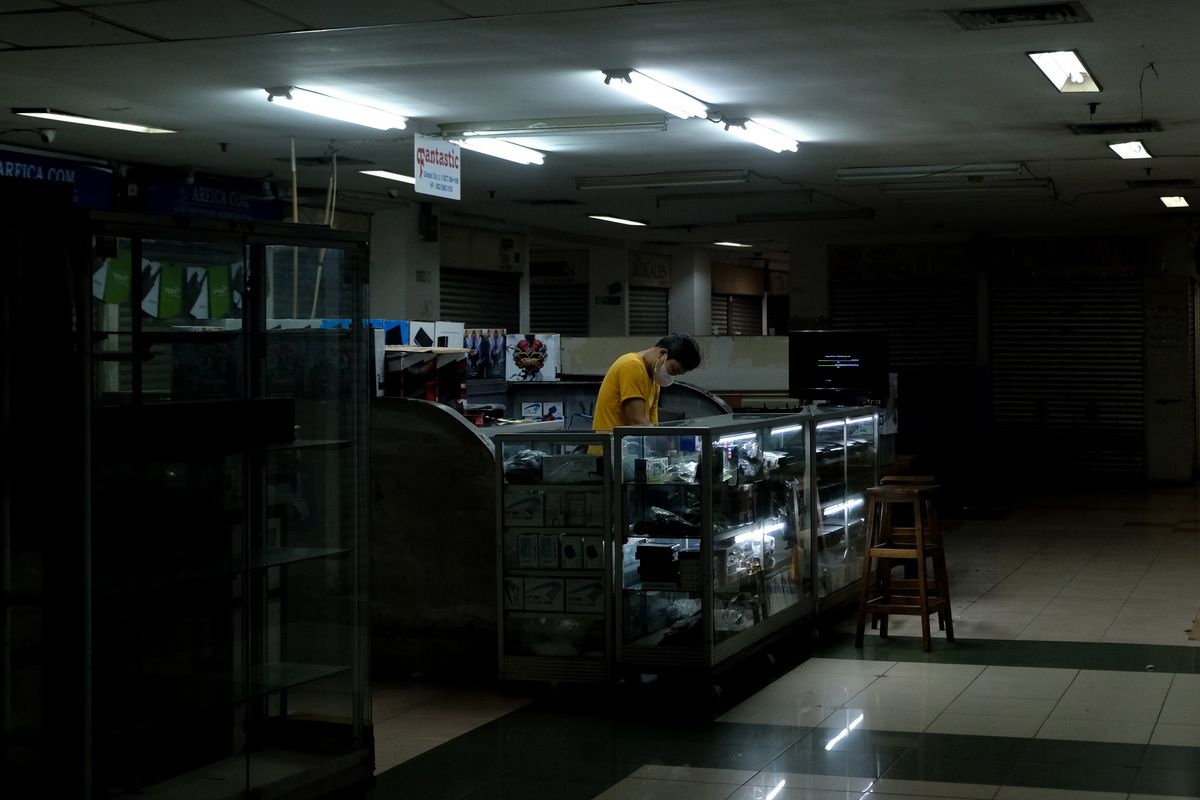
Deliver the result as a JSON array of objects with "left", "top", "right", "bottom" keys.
[
  {"left": 141, "top": 173, "right": 280, "bottom": 220},
  {"left": 0, "top": 144, "right": 113, "bottom": 208},
  {"left": 414, "top": 134, "right": 461, "bottom": 200},
  {"left": 630, "top": 251, "right": 671, "bottom": 288}
]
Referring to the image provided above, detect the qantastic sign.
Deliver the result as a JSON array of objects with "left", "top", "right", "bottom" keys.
[{"left": 414, "top": 134, "right": 461, "bottom": 200}]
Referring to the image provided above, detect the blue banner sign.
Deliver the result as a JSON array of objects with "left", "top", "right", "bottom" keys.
[
  {"left": 142, "top": 175, "right": 281, "bottom": 220},
  {"left": 0, "top": 146, "right": 113, "bottom": 208}
]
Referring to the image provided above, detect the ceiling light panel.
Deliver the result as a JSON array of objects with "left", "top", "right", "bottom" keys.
[
  {"left": 602, "top": 69, "right": 708, "bottom": 119},
  {"left": 1109, "top": 140, "right": 1152, "bottom": 159},
  {"left": 1027, "top": 50, "right": 1101, "bottom": 92},
  {"left": 452, "top": 138, "right": 544, "bottom": 165},
  {"left": 588, "top": 214, "right": 646, "bottom": 226},
  {"left": 441, "top": 114, "right": 667, "bottom": 138},
  {"left": 714, "top": 241, "right": 754, "bottom": 248},
  {"left": 1161, "top": 196, "right": 1189, "bottom": 208},
  {"left": 13, "top": 108, "right": 175, "bottom": 134},
  {"left": 360, "top": 170, "right": 416, "bottom": 184},
  {"left": 265, "top": 86, "right": 407, "bottom": 130}
]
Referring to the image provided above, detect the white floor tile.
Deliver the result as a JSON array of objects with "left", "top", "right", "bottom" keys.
[
  {"left": 792, "top": 657, "right": 894, "bottom": 676},
  {"left": 869, "top": 777, "right": 998, "bottom": 799},
  {"left": 944, "top": 694, "right": 1056, "bottom": 719},
  {"left": 725, "top": 784, "right": 857, "bottom": 800},
  {"left": 884, "top": 662, "right": 986, "bottom": 681},
  {"left": 968, "top": 666, "right": 1078, "bottom": 699},
  {"left": 814, "top": 706, "right": 933, "bottom": 733},
  {"left": 1150, "top": 722, "right": 1200, "bottom": 747},
  {"left": 1166, "top": 673, "right": 1200, "bottom": 705}
]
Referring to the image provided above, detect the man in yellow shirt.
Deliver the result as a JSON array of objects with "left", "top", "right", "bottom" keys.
[{"left": 592, "top": 333, "right": 701, "bottom": 430}]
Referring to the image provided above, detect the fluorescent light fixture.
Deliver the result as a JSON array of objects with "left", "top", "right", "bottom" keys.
[
  {"left": 265, "top": 86, "right": 407, "bottom": 130},
  {"left": 1027, "top": 50, "right": 1101, "bottom": 93},
  {"left": 12, "top": 107, "right": 175, "bottom": 134},
  {"left": 823, "top": 497, "right": 864, "bottom": 516},
  {"left": 716, "top": 432, "right": 757, "bottom": 445},
  {"left": 846, "top": 415, "right": 875, "bottom": 426},
  {"left": 588, "top": 215, "right": 646, "bottom": 226},
  {"left": 880, "top": 179, "right": 1049, "bottom": 194},
  {"left": 452, "top": 138, "right": 545, "bottom": 165},
  {"left": 734, "top": 521, "right": 787, "bottom": 544},
  {"left": 770, "top": 424, "right": 803, "bottom": 436},
  {"left": 441, "top": 114, "right": 667, "bottom": 138},
  {"left": 764, "top": 780, "right": 787, "bottom": 800},
  {"left": 1109, "top": 140, "right": 1152, "bottom": 159},
  {"left": 577, "top": 170, "right": 748, "bottom": 190},
  {"left": 722, "top": 118, "right": 799, "bottom": 153},
  {"left": 1161, "top": 196, "right": 1189, "bottom": 208},
  {"left": 714, "top": 241, "right": 755, "bottom": 248},
  {"left": 360, "top": 170, "right": 415, "bottom": 185},
  {"left": 837, "top": 163, "right": 1021, "bottom": 182},
  {"left": 816, "top": 420, "right": 845, "bottom": 430},
  {"left": 602, "top": 69, "right": 708, "bottom": 119}
]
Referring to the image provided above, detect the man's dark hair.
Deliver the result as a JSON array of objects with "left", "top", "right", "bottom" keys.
[{"left": 656, "top": 332, "right": 701, "bottom": 371}]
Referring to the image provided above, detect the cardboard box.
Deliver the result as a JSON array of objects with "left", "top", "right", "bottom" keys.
[
  {"left": 565, "top": 578, "right": 604, "bottom": 613},
  {"left": 644, "top": 456, "right": 669, "bottom": 483},
  {"left": 434, "top": 320, "right": 465, "bottom": 349},
  {"left": 517, "top": 534, "right": 539, "bottom": 568},
  {"left": 559, "top": 535, "right": 583, "bottom": 569},
  {"left": 538, "top": 534, "right": 559, "bottom": 569},
  {"left": 504, "top": 492, "right": 544, "bottom": 526},
  {"left": 409, "top": 320, "right": 435, "bottom": 348},
  {"left": 581, "top": 536, "right": 604, "bottom": 570},
  {"left": 520, "top": 402, "right": 543, "bottom": 419},
  {"left": 584, "top": 491, "right": 606, "bottom": 527},
  {"left": 523, "top": 577, "right": 564, "bottom": 611},
  {"left": 503, "top": 577, "right": 524, "bottom": 609},
  {"left": 506, "top": 332, "right": 560, "bottom": 382}
]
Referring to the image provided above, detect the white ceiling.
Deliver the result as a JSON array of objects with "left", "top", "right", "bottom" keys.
[{"left": 2, "top": 0, "right": 1199, "bottom": 251}]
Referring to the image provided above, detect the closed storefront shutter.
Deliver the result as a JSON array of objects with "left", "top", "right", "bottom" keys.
[
  {"left": 440, "top": 267, "right": 520, "bottom": 330},
  {"left": 990, "top": 277, "right": 1144, "bottom": 478},
  {"left": 730, "top": 295, "right": 762, "bottom": 335},
  {"left": 530, "top": 283, "right": 588, "bottom": 335},
  {"left": 629, "top": 285, "right": 668, "bottom": 335},
  {"left": 711, "top": 295, "right": 729, "bottom": 335}
]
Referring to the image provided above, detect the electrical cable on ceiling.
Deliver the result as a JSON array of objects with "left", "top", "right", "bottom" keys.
[
  {"left": 1138, "top": 61, "right": 1159, "bottom": 121},
  {"left": 749, "top": 170, "right": 871, "bottom": 211}
]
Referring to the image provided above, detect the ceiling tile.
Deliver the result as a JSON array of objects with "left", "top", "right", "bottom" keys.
[
  {"left": 0, "top": 9, "right": 152, "bottom": 46},
  {"left": 253, "top": 0, "right": 465, "bottom": 28},
  {"left": 91, "top": 0, "right": 303, "bottom": 39},
  {"left": 0, "top": 1, "right": 55, "bottom": 10}
]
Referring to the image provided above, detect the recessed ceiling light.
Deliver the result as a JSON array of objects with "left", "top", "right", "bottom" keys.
[
  {"left": 1027, "top": 50, "right": 1101, "bottom": 92},
  {"left": 588, "top": 215, "right": 646, "bottom": 226},
  {"left": 264, "top": 86, "right": 407, "bottom": 130},
  {"left": 1109, "top": 140, "right": 1152, "bottom": 159},
  {"left": 451, "top": 138, "right": 545, "bottom": 165},
  {"left": 360, "top": 170, "right": 415, "bottom": 185},
  {"left": 12, "top": 107, "right": 175, "bottom": 134},
  {"left": 714, "top": 241, "right": 754, "bottom": 248},
  {"left": 1160, "top": 196, "right": 1189, "bottom": 208}
]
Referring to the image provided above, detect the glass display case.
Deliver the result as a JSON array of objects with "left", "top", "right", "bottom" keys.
[
  {"left": 614, "top": 413, "right": 814, "bottom": 674},
  {"left": 812, "top": 408, "right": 879, "bottom": 604},
  {"left": 85, "top": 217, "right": 372, "bottom": 797},
  {"left": 494, "top": 432, "right": 613, "bottom": 683}
]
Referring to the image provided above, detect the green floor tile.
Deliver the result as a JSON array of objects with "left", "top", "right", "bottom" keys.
[
  {"left": 764, "top": 743, "right": 902, "bottom": 779},
  {"left": 1142, "top": 744, "right": 1200, "bottom": 770},
  {"left": 1020, "top": 738, "right": 1146, "bottom": 768},
  {"left": 1131, "top": 767, "right": 1200, "bottom": 797},
  {"left": 1005, "top": 760, "right": 1138, "bottom": 793},
  {"left": 882, "top": 733, "right": 1027, "bottom": 785}
]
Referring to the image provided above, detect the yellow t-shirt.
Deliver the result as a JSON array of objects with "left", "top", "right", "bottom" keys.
[{"left": 592, "top": 352, "right": 659, "bottom": 431}]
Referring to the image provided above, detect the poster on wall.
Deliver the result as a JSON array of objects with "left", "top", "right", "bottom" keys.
[
  {"left": 505, "top": 332, "right": 560, "bottom": 382},
  {"left": 464, "top": 328, "right": 506, "bottom": 379}
]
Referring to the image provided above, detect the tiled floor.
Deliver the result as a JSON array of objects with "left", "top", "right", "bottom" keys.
[{"left": 368, "top": 488, "right": 1200, "bottom": 799}]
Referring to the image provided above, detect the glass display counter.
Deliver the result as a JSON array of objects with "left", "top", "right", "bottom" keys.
[
  {"left": 812, "top": 409, "right": 879, "bottom": 605},
  {"left": 613, "top": 413, "right": 815, "bottom": 675},
  {"left": 494, "top": 432, "right": 613, "bottom": 683}
]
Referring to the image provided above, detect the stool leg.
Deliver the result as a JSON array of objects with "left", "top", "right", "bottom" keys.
[
  {"left": 913, "top": 496, "right": 932, "bottom": 652},
  {"left": 933, "top": 548, "right": 954, "bottom": 642},
  {"left": 854, "top": 495, "right": 879, "bottom": 648},
  {"left": 878, "top": 557, "right": 891, "bottom": 638}
]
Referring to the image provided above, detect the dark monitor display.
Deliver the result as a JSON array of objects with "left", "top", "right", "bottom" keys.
[{"left": 789, "top": 329, "right": 888, "bottom": 402}]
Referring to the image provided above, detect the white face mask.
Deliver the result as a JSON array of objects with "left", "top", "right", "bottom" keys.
[{"left": 653, "top": 358, "right": 676, "bottom": 387}]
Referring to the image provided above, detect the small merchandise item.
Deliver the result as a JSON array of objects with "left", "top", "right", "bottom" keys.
[
  {"left": 560, "top": 535, "right": 583, "bottom": 569},
  {"left": 503, "top": 449, "right": 545, "bottom": 483},
  {"left": 581, "top": 536, "right": 604, "bottom": 569}
]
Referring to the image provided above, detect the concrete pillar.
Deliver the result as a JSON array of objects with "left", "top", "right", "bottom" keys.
[
  {"left": 788, "top": 233, "right": 829, "bottom": 328},
  {"left": 1145, "top": 231, "right": 1196, "bottom": 482},
  {"left": 368, "top": 204, "right": 440, "bottom": 319},
  {"left": 669, "top": 246, "right": 711, "bottom": 336},
  {"left": 589, "top": 245, "right": 627, "bottom": 336}
]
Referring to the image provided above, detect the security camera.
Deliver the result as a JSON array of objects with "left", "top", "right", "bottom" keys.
[
  {"left": 387, "top": 187, "right": 400, "bottom": 199},
  {"left": 38, "top": 128, "right": 56, "bottom": 144}
]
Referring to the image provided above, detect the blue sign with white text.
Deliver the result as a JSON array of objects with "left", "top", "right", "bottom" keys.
[{"left": 0, "top": 147, "right": 113, "bottom": 208}]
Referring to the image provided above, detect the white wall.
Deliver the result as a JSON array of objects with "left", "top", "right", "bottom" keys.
[
  {"left": 369, "top": 204, "right": 439, "bottom": 319},
  {"left": 669, "top": 246, "right": 712, "bottom": 335},
  {"left": 1144, "top": 232, "right": 1195, "bottom": 482},
  {"left": 588, "top": 246, "right": 628, "bottom": 335},
  {"left": 561, "top": 335, "right": 787, "bottom": 392}
]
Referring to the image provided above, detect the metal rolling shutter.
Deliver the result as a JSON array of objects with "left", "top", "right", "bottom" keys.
[
  {"left": 730, "top": 295, "right": 762, "bottom": 335},
  {"left": 711, "top": 295, "right": 729, "bottom": 335},
  {"left": 440, "top": 267, "right": 520, "bottom": 330},
  {"left": 629, "top": 286, "right": 668, "bottom": 335},
  {"left": 990, "top": 277, "right": 1144, "bottom": 478},
  {"left": 530, "top": 284, "right": 588, "bottom": 335}
]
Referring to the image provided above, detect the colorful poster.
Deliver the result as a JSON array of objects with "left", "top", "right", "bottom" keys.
[
  {"left": 158, "top": 262, "right": 184, "bottom": 319},
  {"left": 185, "top": 266, "right": 209, "bottom": 319},
  {"left": 140, "top": 259, "right": 161, "bottom": 317},
  {"left": 94, "top": 248, "right": 132, "bottom": 304},
  {"left": 207, "top": 264, "right": 230, "bottom": 319},
  {"left": 506, "top": 332, "right": 560, "bottom": 382}
]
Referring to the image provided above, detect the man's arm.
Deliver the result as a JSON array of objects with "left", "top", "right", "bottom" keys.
[{"left": 621, "top": 397, "right": 653, "bottom": 425}]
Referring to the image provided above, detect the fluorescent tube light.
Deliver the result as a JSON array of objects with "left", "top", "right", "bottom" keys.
[
  {"left": 770, "top": 424, "right": 803, "bottom": 435},
  {"left": 360, "top": 170, "right": 416, "bottom": 185},
  {"left": 452, "top": 138, "right": 544, "bottom": 165},
  {"left": 823, "top": 497, "right": 864, "bottom": 517},
  {"left": 588, "top": 215, "right": 646, "bottom": 226},
  {"left": 442, "top": 114, "right": 667, "bottom": 138},
  {"left": 577, "top": 170, "right": 748, "bottom": 190},
  {"left": 714, "top": 241, "right": 754, "bottom": 248},
  {"left": 722, "top": 118, "right": 799, "bottom": 153},
  {"left": 13, "top": 108, "right": 175, "bottom": 134},
  {"left": 1109, "top": 140, "right": 1152, "bottom": 159},
  {"left": 1161, "top": 196, "right": 1189, "bottom": 208},
  {"left": 602, "top": 69, "right": 708, "bottom": 119},
  {"left": 846, "top": 415, "right": 875, "bottom": 426},
  {"left": 879, "top": 179, "right": 1049, "bottom": 194},
  {"left": 265, "top": 86, "right": 407, "bottom": 130},
  {"left": 837, "top": 163, "right": 1021, "bottom": 182},
  {"left": 716, "top": 432, "right": 757, "bottom": 445},
  {"left": 1027, "top": 50, "right": 1101, "bottom": 93}
]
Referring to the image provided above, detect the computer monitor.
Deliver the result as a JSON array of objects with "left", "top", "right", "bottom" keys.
[{"left": 788, "top": 329, "right": 888, "bottom": 402}]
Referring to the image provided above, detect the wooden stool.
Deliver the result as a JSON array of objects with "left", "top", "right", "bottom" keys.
[{"left": 855, "top": 484, "right": 953, "bottom": 652}]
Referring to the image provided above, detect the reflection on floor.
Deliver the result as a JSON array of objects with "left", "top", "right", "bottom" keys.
[{"left": 369, "top": 489, "right": 1200, "bottom": 799}]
